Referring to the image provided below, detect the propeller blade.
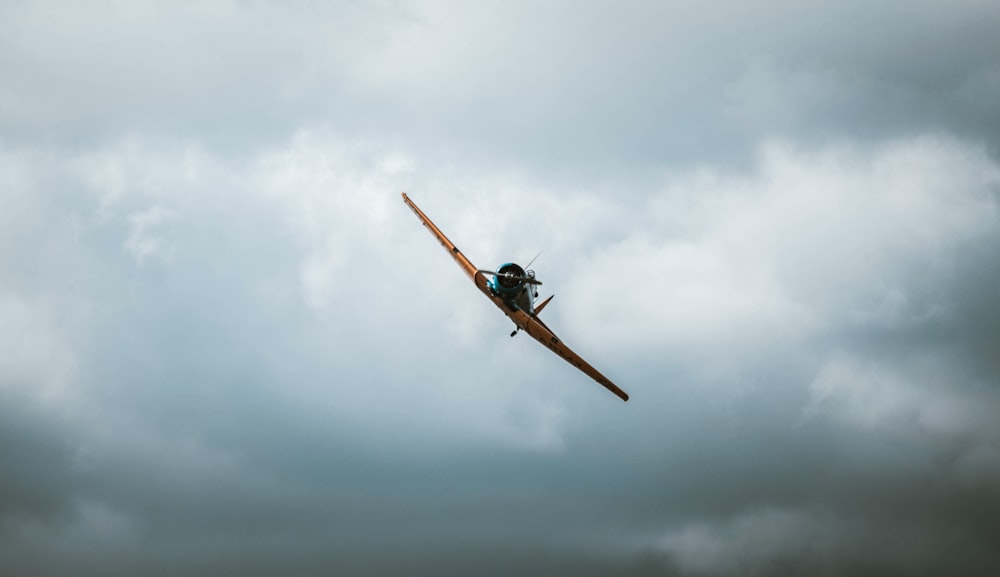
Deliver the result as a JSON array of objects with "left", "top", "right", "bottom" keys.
[
  {"left": 525, "top": 250, "right": 543, "bottom": 269},
  {"left": 475, "top": 270, "right": 543, "bottom": 285}
]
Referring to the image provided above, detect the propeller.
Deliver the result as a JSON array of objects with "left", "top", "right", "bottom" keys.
[
  {"left": 525, "top": 250, "right": 543, "bottom": 270},
  {"left": 476, "top": 269, "right": 542, "bottom": 285}
]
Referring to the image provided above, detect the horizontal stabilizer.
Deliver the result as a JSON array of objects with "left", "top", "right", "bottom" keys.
[{"left": 534, "top": 294, "right": 554, "bottom": 315}]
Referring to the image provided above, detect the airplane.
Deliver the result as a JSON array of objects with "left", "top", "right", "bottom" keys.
[{"left": 401, "top": 192, "right": 629, "bottom": 402}]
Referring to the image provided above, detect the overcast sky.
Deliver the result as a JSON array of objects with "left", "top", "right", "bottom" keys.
[{"left": 3, "top": 1, "right": 1000, "bottom": 575}]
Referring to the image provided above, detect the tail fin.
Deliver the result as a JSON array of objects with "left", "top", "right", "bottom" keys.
[{"left": 534, "top": 294, "right": 554, "bottom": 315}]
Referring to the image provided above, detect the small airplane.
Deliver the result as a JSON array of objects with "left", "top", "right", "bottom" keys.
[{"left": 402, "top": 192, "right": 629, "bottom": 402}]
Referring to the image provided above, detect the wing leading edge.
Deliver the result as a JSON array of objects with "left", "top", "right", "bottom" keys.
[{"left": 401, "top": 192, "right": 628, "bottom": 402}]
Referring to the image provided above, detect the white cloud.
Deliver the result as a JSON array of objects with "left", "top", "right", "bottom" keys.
[
  {"left": 565, "top": 136, "right": 1000, "bottom": 370},
  {"left": 9, "top": 130, "right": 1000, "bottom": 455},
  {"left": 124, "top": 205, "right": 179, "bottom": 265},
  {"left": 806, "top": 358, "right": 954, "bottom": 435},
  {"left": 0, "top": 291, "right": 81, "bottom": 406},
  {"left": 250, "top": 132, "right": 411, "bottom": 309},
  {"left": 804, "top": 355, "right": 1000, "bottom": 488}
]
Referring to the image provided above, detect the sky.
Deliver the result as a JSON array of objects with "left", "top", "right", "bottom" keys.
[{"left": 2, "top": 1, "right": 1000, "bottom": 575}]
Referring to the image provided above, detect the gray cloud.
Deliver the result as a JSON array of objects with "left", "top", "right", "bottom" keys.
[
  {"left": 4, "top": 2, "right": 999, "bottom": 166},
  {"left": 2, "top": 1, "right": 1000, "bottom": 576}
]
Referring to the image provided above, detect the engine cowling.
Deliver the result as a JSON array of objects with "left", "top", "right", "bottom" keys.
[{"left": 492, "top": 262, "right": 526, "bottom": 295}]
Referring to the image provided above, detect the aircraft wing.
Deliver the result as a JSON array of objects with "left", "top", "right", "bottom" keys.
[
  {"left": 401, "top": 192, "right": 479, "bottom": 281},
  {"left": 402, "top": 192, "right": 506, "bottom": 304},
  {"left": 509, "top": 308, "right": 629, "bottom": 401},
  {"left": 401, "top": 192, "right": 628, "bottom": 402}
]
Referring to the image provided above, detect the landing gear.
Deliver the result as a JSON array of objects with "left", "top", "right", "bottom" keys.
[{"left": 510, "top": 327, "right": 519, "bottom": 337}]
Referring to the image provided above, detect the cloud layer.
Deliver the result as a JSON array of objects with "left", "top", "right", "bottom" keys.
[{"left": 2, "top": 1, "right": 1000, "bottom": 575}]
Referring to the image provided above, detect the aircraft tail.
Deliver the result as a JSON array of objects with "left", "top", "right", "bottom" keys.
[{"left": 534, "top": 294, "right": 554, "bottom": 315}]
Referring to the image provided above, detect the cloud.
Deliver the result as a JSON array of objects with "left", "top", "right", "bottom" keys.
[
  {"left": 658, "top": 508, "right": 846, "bottom": 575},
  {"left": 3, "top": 2, "right": 1000, "bottom": 575},
  {"left": 805, "top": 355, "right": 1000, "bottom": 493},
  {"left": 655, "top": 506, "right": 998, "bottom": 576},
  {"left": 5, "top": 2, "right": 999, "bottom": 168},
  {"left": 124, "top": 206, "right": 178, "bottom": 265},
  {"left": 3, "top": 125, "right": 998, "bottom": 574},
  {"left": 4, "top": 124, "right": 1000, "bottom": 575},
  {"left": 565, "top": 136, "right": 999, "bottom": 374}
]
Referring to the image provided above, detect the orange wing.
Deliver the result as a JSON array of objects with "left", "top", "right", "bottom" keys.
[
  {"left": 510, "top": 309, "right": 629, "bottom": 401},
  {"left": 401, "top": 192, "right": 629, "bottom": 402},
  {"left": 401, "top": 192, "right": 478, "bottom": 280}
]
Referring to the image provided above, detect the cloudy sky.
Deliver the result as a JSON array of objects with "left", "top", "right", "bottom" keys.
[{"left": 3, "top": 1, "right": 1000, "bottom": 575}]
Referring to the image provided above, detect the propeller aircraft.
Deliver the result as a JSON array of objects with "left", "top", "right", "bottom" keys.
[{"left": 402, "top": 192, "right": 629, "bottom": 402}]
